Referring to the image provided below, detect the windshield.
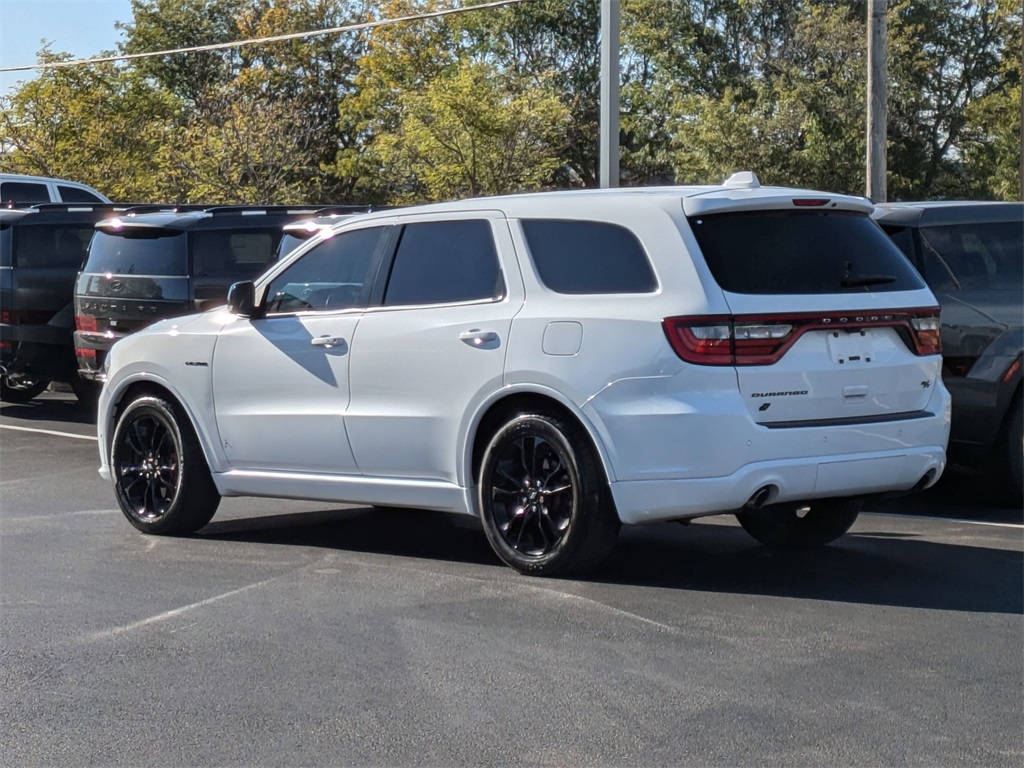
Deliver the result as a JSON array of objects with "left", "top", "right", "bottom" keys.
[
  {"left": 688, "top": 210, "right": 925, "bottom": 294},
  {"left": 85, "top": 229, "right": 187, "bottom": 276}
]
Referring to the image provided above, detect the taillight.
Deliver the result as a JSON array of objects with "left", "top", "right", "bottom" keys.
[
  {"left": 664, "top": 308, "right": 942, "bottom": 366},
  {"left": 909, "top": 312, "right": 942, "bottom": 356},
  {"left": 76, "top": 348, "right": 96, "bottom": 358},
  {"left": 0, "top": 309, "right": 9, "bottom": 324},
  {"left": 75, "top": 315, "right": 98, "bottom": 333}
]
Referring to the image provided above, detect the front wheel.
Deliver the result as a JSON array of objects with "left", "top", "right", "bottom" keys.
[
  {"left": 0, "top": 375, "right": 50, "bottom": 403},
  {"left": 111, "top": 394, "right": 220, "bottom": 535},
  {"left": 478, "top": 413, "right": 620, "bottom": 576},
  {"left": 736, "top": 498, "right": 863, "bottom": 549}
]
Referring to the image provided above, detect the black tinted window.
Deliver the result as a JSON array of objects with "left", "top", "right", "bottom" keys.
[
  {"left": 13, "top": 224, "right": 94, "bottom": 269},
  {"left": 918, "top": 222, "right": 1023, "bottom": 291},
  {"left": 0, "top": 224, "right": 11, "bottom": 267},
  {"left": 266, "top": 227, "right": 384, "bottom": 313},
  {"left": 57, "top": 184, "right": 105, "bottom": 203},
  {"left": 689, "top": 211, "right": 925, "bottom": 294},
  {"left": 193, "top": 229, "right": 281, "bottom": 280},
  {"left": 85, "top": 229, "right": 187, "bottom": 276},
  {"left": 879, "top": 224, "right": 917, "bottom": 262},
  {"left": 384, "top": 220, "right": 502, "bottom": 306},
  {"left": 521, "top": 220, "right": 657, "bottom": 294},
  {"left": 1, "top": 182, "right": 49, "bottom": 204}
]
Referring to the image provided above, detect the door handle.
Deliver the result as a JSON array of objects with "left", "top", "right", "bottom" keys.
[
  {"left": 311, "top": 335, "right": 346, "bottom": 349},
  {"left": 459, "top": 329, "right": 499, "bottom": 347}
]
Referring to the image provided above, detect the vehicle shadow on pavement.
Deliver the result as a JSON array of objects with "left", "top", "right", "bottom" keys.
[
  {"left": 199, "top": 505, "right": 1022, "bottom": 616},
  {"left": 600, "top": 520, "right": 1022, "bottom": 615},
  {"left": 0, "top": 395, "right": 94, "bottom": 425}
]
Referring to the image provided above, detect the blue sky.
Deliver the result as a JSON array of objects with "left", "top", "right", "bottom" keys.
[{"left": 1, "top": 0, "right": 134, "bottom": 94}]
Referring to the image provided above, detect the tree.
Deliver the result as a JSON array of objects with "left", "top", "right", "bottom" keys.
[
  {"left": 375, "top": 60, "right": 570, "bottom": 200},
  {"left": 0, "top": 49, "right": 176, "bottom": 201}
]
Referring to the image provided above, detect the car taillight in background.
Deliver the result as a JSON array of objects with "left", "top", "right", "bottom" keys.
[
  {"left": 663, "top": 308, "right": 942, "bottom": 365},
  {"left": 75, "top": 315, "right": 98, "bottom": 333}
]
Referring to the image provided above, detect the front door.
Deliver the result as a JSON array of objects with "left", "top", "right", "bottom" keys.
[{"left": 211, "top": 225, "right": 387, "bottom": 474}]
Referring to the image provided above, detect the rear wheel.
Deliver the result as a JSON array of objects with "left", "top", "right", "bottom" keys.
[
  {"left": 0, "top": 375, "right": 50, "bottom": 403},
  {"left": 478, "top": 413, "right": 620, "bottom": 576},
  {"left": 111, "top": 394, "right": 220, "bottom": 535},
  {"left": 736, "top": 498, "right": 863, "bottom": 549}
]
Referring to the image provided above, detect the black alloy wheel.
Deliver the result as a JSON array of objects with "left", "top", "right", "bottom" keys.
[
  {"left": 479, "top": 413, "right": 619, "bottom": 576},
  {"left": 111, "top": 394, "right": 220, "bottom": 534}
]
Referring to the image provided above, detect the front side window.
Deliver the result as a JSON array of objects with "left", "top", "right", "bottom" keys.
[
  {"left": 918, "top": 222, "right": 1023, "bottom": 291},
  {"left": 13, "top": 224, "right": 94, "bottom": 269},
  {"left": 266, "top": 227, "right": 384, "bottom": 313},
  {"left": 521, "top": 219, "right": 657, "bottom": 294},
  {"left": 689, "top": 210, "right": 925, "bottom": 294},
  {"left": 383, "top": 220, "right": 503, "bottom": 306},
  {"left": 85, "top": 229, "right": 188, "bottom": 276}
]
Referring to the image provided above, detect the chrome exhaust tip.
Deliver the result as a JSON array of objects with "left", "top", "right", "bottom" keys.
[{"left": 744, "top": 485, "right": 777, "bottom": 510}]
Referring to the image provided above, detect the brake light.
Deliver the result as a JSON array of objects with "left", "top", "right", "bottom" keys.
[
  {"left": 75, "top": 315, "right": 98, "bottom": 333},
  {"left": 909, "top": 313, "right": 942, "bottom": 355},
  {"left": 76, "top": 348, "right": 96, "bottom": 358},
  {"left": 0, "top": 309, "right": 9, "bottom": 324},
  {"left": 663, "top": 308, "right": 942, "bottom": 366},
  {"left": 792, "top": 198, "right": 831, "bottom": 207}
]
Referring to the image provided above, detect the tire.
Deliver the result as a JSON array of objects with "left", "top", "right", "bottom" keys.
[
  {"left": 1004, "top": 395, "right": 1023, "bottom": 503},
  {"left": 0, "top": 375, "right": 50, "bottom": 403},
  {"left": 110, "top": 394, "right": 220, "bottom": 535},
  {"left": 736, "top": 498, "right": 863, "bottom": 549},
  {"left": 478, "top": 413, "right": 620, "bottom": 576}
]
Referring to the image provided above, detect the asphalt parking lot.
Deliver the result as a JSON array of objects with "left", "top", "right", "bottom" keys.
[{"left": 2, "top": 390, "right": 1022, "bottom": 766}]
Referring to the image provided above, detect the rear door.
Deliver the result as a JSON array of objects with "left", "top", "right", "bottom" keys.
[{"left": 687, "top": 206, "right": 942, "bottom": 425}]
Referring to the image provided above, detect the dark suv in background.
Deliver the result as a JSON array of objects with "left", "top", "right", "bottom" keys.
[
  {"left": 1, "top": 203, "right": 128, "bottom": 403},
  {"left": 874, "top": 201, "right": 1023, "bottom": 499},
  {"left": 74, "top": 205, "right": 333, "bottom": 382}
]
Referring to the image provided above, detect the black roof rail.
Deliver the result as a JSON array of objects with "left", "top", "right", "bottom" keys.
[
  {"left": 120, "top": 204, "right": 206, "bottom": 215},
  {"left": 28, "top": 202, "right": 133, "bottom": 213},
  {"left": 204, "top": 205, "right": 319, "bottom": 216}
]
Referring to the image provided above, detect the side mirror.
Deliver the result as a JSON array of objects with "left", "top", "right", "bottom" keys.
[{"left": 227, "top": 280, "right": 257, "bottom": 317}]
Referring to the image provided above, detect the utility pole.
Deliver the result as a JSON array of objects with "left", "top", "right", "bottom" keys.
[
  {"left": 599, "top": 0, "right": 620, "bottom": 188},
  {"left": 866, "top": 0, "right": 888, "bottom": 202}
]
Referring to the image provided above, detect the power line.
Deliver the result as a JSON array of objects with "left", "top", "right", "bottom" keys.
[{"left": 0, "top": 0, "right": 534, "bottom": 74}]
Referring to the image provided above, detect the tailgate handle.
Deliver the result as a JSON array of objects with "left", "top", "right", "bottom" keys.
[{"left": 843, "top": 385, "right": 869, "bottom": 401}]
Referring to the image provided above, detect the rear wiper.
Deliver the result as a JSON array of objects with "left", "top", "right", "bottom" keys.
[{"left": 841, "top": 274, "right": 897, "bottom": 288}]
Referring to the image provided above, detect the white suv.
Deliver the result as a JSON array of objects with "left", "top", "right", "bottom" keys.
[{"left": 96, "top": 173, "right": 950, "bottom": 576}]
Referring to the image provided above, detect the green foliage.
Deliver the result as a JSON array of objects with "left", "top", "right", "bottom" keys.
[
  {"left": 375, "top": 61, "right": 570, "bottom": 200},
  {"left": 0, "top": 0, "right": 1019, "bottom": 203}
]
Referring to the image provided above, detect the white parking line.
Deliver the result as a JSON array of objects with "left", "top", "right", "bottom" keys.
[
  {"left": 868, "top": 511, "right": 1023, "bottom": 529},
  {"left": 0, "top": 424, "right": 97, "bottom": 441}
]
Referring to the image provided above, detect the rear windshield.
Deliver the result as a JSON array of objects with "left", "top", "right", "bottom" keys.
[
  {"left": 12, "top": 224, "right": 94, "bottom": 269},
  {"left": 688, "top": 210, "right": 925, "bottom": 294},
  {"left": 917, "top": 222, "right": 1022, "bottom": 291},
  {"left": 86, "top": 229, "right": 187, "bottom": 276}
]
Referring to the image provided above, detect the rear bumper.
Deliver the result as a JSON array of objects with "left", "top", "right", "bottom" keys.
[
  {"left": 74, "top": 330, "right": 123, "bottom": 381},
  {"left": 1, "top": 325, "right": 76, "bottom": 381},
  {"left": 611, "top": 445, "right": 945, "bottom": 524}
]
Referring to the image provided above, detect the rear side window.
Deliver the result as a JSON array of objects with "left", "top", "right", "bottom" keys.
[
  {"left": 689, "top": 211, "right": 925, "bottom": 294},
  {"left": 86, "top": 229, "right": 187, "bottom": 276},
  {"left": 521, "top": 220, "right": 657, "bottom": 294},
  {"left": 192, "top": 229, "right": 281, "bottom": 280},
  {"left": 57, "top": 184, "right": 105, "bottom": 203},
  {"left": 13, "top": 224, "right": 94, "bottom": 268},
  {"left": 383, "top": 220, "right": 503, "bottom": 306},
  {"left": 0, "top": 224, "right": 11, "bottom": 267},
  {"left": 918, "top": 222, "right": 1023, "bottom": 291},
  {"left": 1, "top": 181, "right": 49, "bottom": 204}
]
